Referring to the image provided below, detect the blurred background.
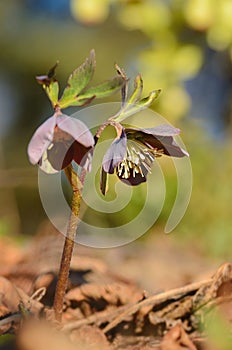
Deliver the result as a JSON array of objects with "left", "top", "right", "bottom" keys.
[{"left": 0, "top": 0, "right": 232, "bottom": 264}]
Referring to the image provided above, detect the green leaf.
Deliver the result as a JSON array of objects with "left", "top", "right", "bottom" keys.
[
  {"left": 78, "top": 76, "right": 125, "bottom": 100},
  {"left": 36, "top": 62, "right": 59, "bottom": 86},
  {"left": 115, "top": 89, "right": 161, "bottom": 122},
  {"left": 100, "top": 168, "right": 108, "bottom": 195},
  {"left": 128, "top": 74, "right": 143, "bottom": 105},
  {"left": 115, "top": 63, "right": 128, "bottom": 104},
  {"left": 44, "top": 81, "right": 59, "bottom": 107},
  {"left": 138, "top": 89, "right": 161, "bottom": 107},
  {"left": 69, "top": 95, "right": 96, "bottom": 107},
  {"left": 36, "top": 62, "right": 59, "bottom": 107},
  {"left": 47, "top": 61, "right": 59, "bottom": 79},
  {"left": 59, "top": 50, "right": 96, "bottom": 109}
]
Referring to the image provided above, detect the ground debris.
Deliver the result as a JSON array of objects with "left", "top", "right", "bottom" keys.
[
  {"left": 102, "top": 262, "right": 232, "bottom": 337},
  {"left": 0, "top": 277, "right": 43, "bottom": 335},
  {"left": 160, "top": 324, "right": 197, "bottom": 350},
  {"left": 17, "top": 318, "right": 109, "bottom": 350},
  {"left": 0, "top": 234, "right": 232, "bottom": 349}
]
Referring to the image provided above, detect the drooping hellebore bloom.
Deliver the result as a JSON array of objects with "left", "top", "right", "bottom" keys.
[
  {"left": 97, "top": 68, "right": 189, "bottom": 194},
  {"left": 28, "top": 111, "right": 94, "bottom": 174},
  {"left": 102, "top": 123, "right": 188, "bottom": 187}
]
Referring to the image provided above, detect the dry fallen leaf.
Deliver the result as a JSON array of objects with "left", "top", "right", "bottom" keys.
[
  {"left": 70, "top": 325, "right": 110, "bottom": 350},
  {"left": 17, "top": 320, "right": 111, "bottom": 350},
  {"left": 216, "top": 278, "right": 232, "bottom": 322},
  {"left": 17, "top": 320, "right": 77, "bottom": 350},
  {"left": 65, "top": 282, "right": 143, "bottom": 314},
  {"left": 0, "top": 276, "right": 42, "bottom": 314},
  {"left": 0, "top": 276, "right": 44, "bottom": 335},
  {"left": 160, "top": 324, "right": 197, "bottom": 350}
]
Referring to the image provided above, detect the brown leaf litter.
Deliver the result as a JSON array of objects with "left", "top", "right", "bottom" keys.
[{"left": 0, "top": 233, "right": 232, "bottom": 349}]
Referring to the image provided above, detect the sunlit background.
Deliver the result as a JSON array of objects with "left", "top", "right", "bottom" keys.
[{"left": 0, "top": 0, "right": 232, "bottom": 258}]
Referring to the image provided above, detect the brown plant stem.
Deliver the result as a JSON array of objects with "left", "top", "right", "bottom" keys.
[{"left": 53, "top": 164, "right": 82, "bottom": 322}]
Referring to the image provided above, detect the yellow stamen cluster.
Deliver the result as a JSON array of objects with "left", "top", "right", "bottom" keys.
[{"left": 116, "top": 140, "right": 164, "bottom": 180}]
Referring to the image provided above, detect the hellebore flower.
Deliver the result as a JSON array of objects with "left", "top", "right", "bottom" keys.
[
  {"left": 101, "top": 123, "right": 188, "bottom": 190},
  {"left": 28, "top": 111, "right": 94, "bottom": 174},
  {"left": 97, "top": 68, "right": 189, "bottom": 194}
]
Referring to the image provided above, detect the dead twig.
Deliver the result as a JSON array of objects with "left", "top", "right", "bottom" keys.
[
  {"left": 103, "top": 279, "right": 211, "bottom": 334},
  {"left": 204, "top": 295, "right": 232, "bottom": 308},
  {"left": 0, "top": 313, "right": 22, "bottom": 327},
  {"left": 62, "top": 304, "right": 133, "bottom": 332}
]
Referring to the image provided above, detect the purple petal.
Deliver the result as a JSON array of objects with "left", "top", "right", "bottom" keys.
[
  {"left": 126, "top": 125, "right": 188, "bottom": 158},
  {"left": 27, "top": 115, "right": 56, "bottom": 164},
  {"left": 117, "top": 172, "right": 147, "bottom": 186},
  {"left": 38, "top": 152, "right": 59, "bottom": 174},
  {"left": 142, "top": 124, "right": 180, "bottom": 136},
  {"left": 144, "top": 135, "right": 188, "bottom": 157},
  {"left": 80, "top": 148, "right": 93, "bottom": 172},
  {"left": 72, "top": 142, "right": 93, "bottom": 171},
  {"left": 56, "top": 114, "right": 94, "bottom": 148},
  {"left": 158, "top": 138, "right": 189, "bottom": 157},
  {"left": 40, "top": 140, "right": 92, "bottom": 173},
  {"left": 126, "top": 124, "right": 180, "bottom": 137},
  {"left": 102, "top": 130, "right": 127, "bottom": 174},
  {"left": 47, "top": 142, "right": 73, "bottom": 170}
]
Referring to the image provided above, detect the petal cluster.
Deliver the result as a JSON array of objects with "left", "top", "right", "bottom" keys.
[
  {"left": 28, "top": 113, "right": 94, "bottom": 174},
  {"left": 101, "top": 124, "right": 188, "bottom": 190}
]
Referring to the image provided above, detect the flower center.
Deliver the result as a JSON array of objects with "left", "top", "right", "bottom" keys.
[{"left": 116, "top": 140, "right": 164, "bottom": 179}]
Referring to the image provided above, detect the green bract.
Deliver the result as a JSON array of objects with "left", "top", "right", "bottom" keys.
[
  {"left": 59, "top": 50, "right": 96, "bottom": 108},
  {"left": 36, "top": 50, "right": 125, "bottom": 110},
  {"left": 112, "top": 73, "right": 161, "bottom": 123},
  {"left": 46, "top": 81, "right": 59, "bottom": 107}
]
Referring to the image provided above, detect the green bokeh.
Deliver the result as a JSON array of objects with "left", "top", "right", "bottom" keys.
[{"left": 0, "top": 0, "right": 231, "bottom": 260}]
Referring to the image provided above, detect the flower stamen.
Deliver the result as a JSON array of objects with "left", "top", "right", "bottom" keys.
[{"left": 116, "top": 140, "right": 163, "bottom": 180}]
